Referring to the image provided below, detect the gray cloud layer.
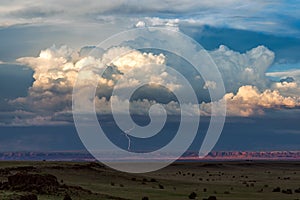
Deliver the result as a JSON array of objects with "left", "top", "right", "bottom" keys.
[{"left": 0, "top": 0, "right": 298, "bottom": 37}]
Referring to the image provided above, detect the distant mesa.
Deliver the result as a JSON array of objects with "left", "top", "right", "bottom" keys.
[{"left": 0, "top": 151, "right": 300, "bottom": 161}]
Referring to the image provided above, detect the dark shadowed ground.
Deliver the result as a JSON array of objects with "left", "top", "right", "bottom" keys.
[{"left": 0, "top": 161, "right": 300, "bottom": 200}]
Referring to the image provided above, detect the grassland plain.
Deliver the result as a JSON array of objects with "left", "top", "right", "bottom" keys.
[{"left": 0, "top": 161, "right": 299, "bottom": 200}]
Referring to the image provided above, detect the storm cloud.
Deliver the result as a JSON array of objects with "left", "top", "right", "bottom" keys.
[{"left": 0, "top": 42, "right": 297, "bottom": 126}]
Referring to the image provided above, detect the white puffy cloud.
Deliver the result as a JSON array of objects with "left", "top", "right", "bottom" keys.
[
  {"left": 266, "top": 68, "right": 300, "bottom": 98},
  {"left": 203, "top": 81, "right": 217, "bottom": 89},
  {"left": 135, "top": 21, "right": 145, "bottom": 28},
  {"left": 134, "top": 17, "right": 180, "bottom": 30},
  {"left": 200, "top": 85, "right": 300, "bottom": 117},
  {"left": 274, "top": 81, "right": 297, "bottom": 89},
  {"left": 110, "top": 49, "right": 165, "bottom": 74},
  {"left": 10, "top": 45, "right": 177, "bottom": 124},
  {"left": 209, "top": 45, "right": 275, "bottom": 92},
  {"left": 94, "top": 84, "right": 300, "bottom": 117}
]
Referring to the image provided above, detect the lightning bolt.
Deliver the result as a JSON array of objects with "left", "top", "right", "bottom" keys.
[{"left": 124, "top": 125, "right": 135, "bottom": 151}]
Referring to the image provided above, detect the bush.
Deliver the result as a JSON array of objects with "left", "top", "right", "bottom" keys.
[
  {"left": 142, "top": 197, "right": 149, "bottom": 200},
  {"left": 282, "top": 189, "right": 292, "bottom": 194},
  {"left": 158, "top": 184, "right": 164, "bottom": 189},
  {"left": 19, "top": 194, "right": 38, "bottom": 200},
  {"left": 63, "top": 194, "right": 72, "bottom": 200},
  {"left": 272, "top": 187, "right": 281, "bottom": 192},
  {"left": 188, "top": 192, "right": 197, "bottom": 199},
  {"left": 203, "top": 196, "right": 217, "bottom": 200},
  {"left": 208, "top": 196, "right": 217, "bottom": 200}
]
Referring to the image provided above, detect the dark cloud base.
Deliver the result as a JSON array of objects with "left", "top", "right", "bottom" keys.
[
  {"left": 0, "top": 64, "right": 33, "bottom": 100},
  {"left": 0, "top": 117, "right": 299, "bottom": 152}
]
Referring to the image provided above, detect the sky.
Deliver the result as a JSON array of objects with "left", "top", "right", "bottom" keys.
[{"left": 0, "top": 0, "right": 300, "bottom": 153}]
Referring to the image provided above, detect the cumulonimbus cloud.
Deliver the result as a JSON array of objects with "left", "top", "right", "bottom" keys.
[{"left": 3, "top": 44, "right": 299, "bottom": 126}]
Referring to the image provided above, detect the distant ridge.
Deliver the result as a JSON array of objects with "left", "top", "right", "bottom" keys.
[
  {"left": 0, "top": 151, "right": 299, "bottom": 161},
  {"left": 182, "top": 151, "right": 300, "bottom": 160}
]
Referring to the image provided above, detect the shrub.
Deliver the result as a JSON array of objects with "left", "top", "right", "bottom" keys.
[
  {"left": 208, "top": 196, "right": 217, "bottom": 200},
  {"left": 19, "top": 194, "right": 38, "bottom": 200},
  {"left": 203, "top": 196, "right": 217, "bottom": 200},
  {"left": 282, "top": 189, "right": 293, "bottom": 194},
  {"left": 272, "top": 187, "right": 281, "bottom": 192},
  {"left": 63, "top": 194, "right": 72, "bottom": 200},
  {"left": 188, "top": 192, "right": 197, "bottom": 199}
]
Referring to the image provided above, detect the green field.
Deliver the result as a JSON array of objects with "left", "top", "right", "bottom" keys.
[{"left": 0, "top": 161, "right": 299, "bottom": 200}]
